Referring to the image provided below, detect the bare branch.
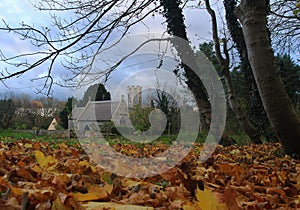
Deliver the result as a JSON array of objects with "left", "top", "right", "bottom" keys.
[
  {"left": 269, "top": 0, "right": 300, "bottom": 54},
  {"left": 0, "top": 0, "right": 162, "bottom": 94}
]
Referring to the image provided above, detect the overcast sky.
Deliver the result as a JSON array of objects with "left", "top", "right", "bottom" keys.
[{"left": 0, "top": 0, "right": 215, "bottom": 100}]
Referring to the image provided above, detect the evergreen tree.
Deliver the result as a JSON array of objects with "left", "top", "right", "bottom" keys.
[
  {"left": 80, "top": 83, "right": 111, "bottom": 106},
  {"left": 0, "top": 99, "right": 15, "bottom": 129},
  {"left": 59, "top": 97, "right": 73, "bottom": 129},
  {"left": 275, "top": 54, "right": 300, "bottom": 104}
]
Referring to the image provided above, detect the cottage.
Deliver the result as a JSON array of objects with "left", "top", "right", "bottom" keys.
[{"left": 47, "top": 118, "right": 58, "bottom": 130}]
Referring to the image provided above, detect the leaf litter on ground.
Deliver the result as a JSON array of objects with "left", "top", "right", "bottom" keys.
[{"left": 0, "top": 138, "right": 299, "bottom": 209}]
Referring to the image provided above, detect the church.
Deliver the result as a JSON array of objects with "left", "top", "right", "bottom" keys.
[{"left": 68, "top": 85, "right": 142, "bottom": 133}]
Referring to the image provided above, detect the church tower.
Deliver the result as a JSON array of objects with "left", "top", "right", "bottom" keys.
[{"left": 127, "top": 85, "right": 142, "bottom": 109}]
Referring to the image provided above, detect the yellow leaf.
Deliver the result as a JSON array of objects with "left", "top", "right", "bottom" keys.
[
  {"left": 123, "top": 179, "right": 142, "bottom": 189},
  {"left": 82, "top": 202, "right": 154, "bottom": 210},
  {"left": 79, "top": 160, "right": 97, "bottom": 173},
  {"left": 295, "top": 195, "right": 300, "bottom": 205},
  {"left": 35, "top": 150, "right": 58, "bottom": 171},
  {"left": 24, "top": 143, "right": 32, "bottom": 149},
  {"left": 90, "top": 165, "right": 97, "bottom": 173},
  {"left": 78, "top": 160, "right": 89, "bottom": 166},
  {"left": 182, "top": 201, "right": 199, "bottom": 210},
  {"left": 296, "top": 174, "right": 300, "bottom": 190},
  {"left": 73, "top": 183, "right": 113, "bottom": 202},
  {"left": 196, "top": 188, "right": 227, "bottom": 210},
  {"left": 229, "top": 149, "right": 240, "bottom": 155},
  {"left": 31, "top": 165, "right": 42, "bottom": 173},
  {"left": 58, "top": 143, "right": 68, "bottom": 150},
  {"left": 246, "top": 153, "right": 252, "bottom": 160}
]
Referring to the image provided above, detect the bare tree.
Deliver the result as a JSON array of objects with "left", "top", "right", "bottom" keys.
[
  {"left": 269, "top": 0, "right": 300, "bottom": 56},
  {"left": 204, "top": 0, "right": 262, "bottom": 144},
  {"left": 31, "top": 100, "right": 44, "bottom": 131},
  {"left": 0, "top": 0, "right": 216, "bottom": 129},
  {"left": 223, "top": 0, "right": 270, "bottom": 139},
  {"left": 12, "top": 93, "right": 32, "bottom": 109},
  {"left": 236, "top": 0, "right": 300, "bottom": 157},
  {"left": 0, "top": 0, "right": 161, "bottom": 94}
]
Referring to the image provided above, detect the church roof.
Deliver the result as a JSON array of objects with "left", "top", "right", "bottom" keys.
[
  {"left": 71, "top": 107, "right": 85, "bottom": 119},
  {"left": 75, "top": 100, "right": 120, "bottom": 122}
]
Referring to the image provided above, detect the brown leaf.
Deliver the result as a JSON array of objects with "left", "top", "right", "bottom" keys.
[
  {"left": 52, "top": 176, "right": 67, "bottom": 192},
  {"left": 0, "top": 197, "right": 21, "bottom": 210},
  {"left": 16, "top": 167, "right": 35, "bottom": 182},
  {"left": 32, "top": 142, "right": 41, "bottom": 150},
  {"left": 35, "top": 200, "right": 51, "bottom": 210},
  {"left": 266, "top": 187, "right": 286, "bottom": 199},
  {"left": 176, "top": 168, "right": 200, "bottom": 195},
  {"left": 165, "top": 186, "right": 191, "bottom": 200},
  {"left": 160, "top": 168, "right": 178, "bottom": 185},
  {"left": 51, "top": 196, "right": 72, "bottom": 210},
  {"left": 224, "top": 188, "right": 240, "bottom": 210},
  {"left": 82, "top": 202, "right": 154, "bottom": 210}
]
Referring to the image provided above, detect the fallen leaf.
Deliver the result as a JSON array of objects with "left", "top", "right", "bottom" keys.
[
  {"left": 51, "top": 196, "right": 72, "bottom": 210},
  {"left": 35, "top": 150, "right": 58, "bottom": 171},
  {"left": 165, "top": 186, "right": 191, "bottom": 200},
  {"left": 82, "top": 202, "right": 154, "bottom": 210},
  {"left": 78, "top": 160, "right": 97, "bottom": 173},
  {"left": 32, "top": 142, "right": 41, "bottom": 150},
  {"left": 0, "top": 197, "right": 21, "bottom": 210},
  {"left": 295, "top": 195, "right": 300, "bottom": 207},
  {"left": 266, "top": 187, "right": 286, "bottom": 199},
  {"left": 196, "top": 188, "right": 227, "bottom": 210},
  {"left": 182, "top": 201, "right": 199, "bottom": 210},
  {"left": 24, "top": 143, "right": 32, "bottom": 149},
  {"left": 35, "top": 200, "right": 51, "bottom": 210},
  {"left": 296, "top": 173, "right": 300, "bottom": 190},
  {"left": 11, "top": 187, "right": 53, "bottom": 197},
  {"left": 16, "top": 166, "right": 35, "bottom": 182},
  {"left": 72, "top": 183, "right": 113, "bottom": 202},
  {"left": 122, "top": 179, "right": 143, "bottom": 189},
  {"left": 224, "top": 188, "right": 240, "bottom": 210},
  {"left": 31, "top": 165, "right": 42, "bottom": 173}
]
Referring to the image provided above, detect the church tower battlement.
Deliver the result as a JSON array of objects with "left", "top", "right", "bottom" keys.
[{"left": 127, "top": 85, "right": 142, "bottom": 109}]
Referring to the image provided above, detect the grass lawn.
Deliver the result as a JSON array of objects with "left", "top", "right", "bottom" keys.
[{"left": 0, "top": 129, "right": 207, "bottom": 147}]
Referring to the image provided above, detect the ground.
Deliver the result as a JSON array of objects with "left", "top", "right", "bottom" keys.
[{"left": 0, "top": 133, "right": 299, "bottom": 209}]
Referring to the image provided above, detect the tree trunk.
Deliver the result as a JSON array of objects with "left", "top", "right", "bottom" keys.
[
  {"left": 223, "top": 65, "right": 261, "bottom": 144},
  {"left": 236, "top": 0, "right": 300, "bottom": 157},
  {"left": 160, "top": 0, "right": 212, "bottom": 129},
  {"left": 224, "top": 0, "right": 270, "bottom": 140},
  {"left": 205, "top": 0, "right": 262, "bottom": 144},
  {"left": 160, "top": 0, "right": 234, "bottom": 147}
]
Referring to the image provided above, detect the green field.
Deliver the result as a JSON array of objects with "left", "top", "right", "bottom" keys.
[{"left": 0, "top": 129, "right": 207, "bottom": 147}]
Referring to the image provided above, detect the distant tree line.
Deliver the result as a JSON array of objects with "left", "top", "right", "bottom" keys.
[{"left": 0, "top": 93, "right": 65, "bottom": 130}]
